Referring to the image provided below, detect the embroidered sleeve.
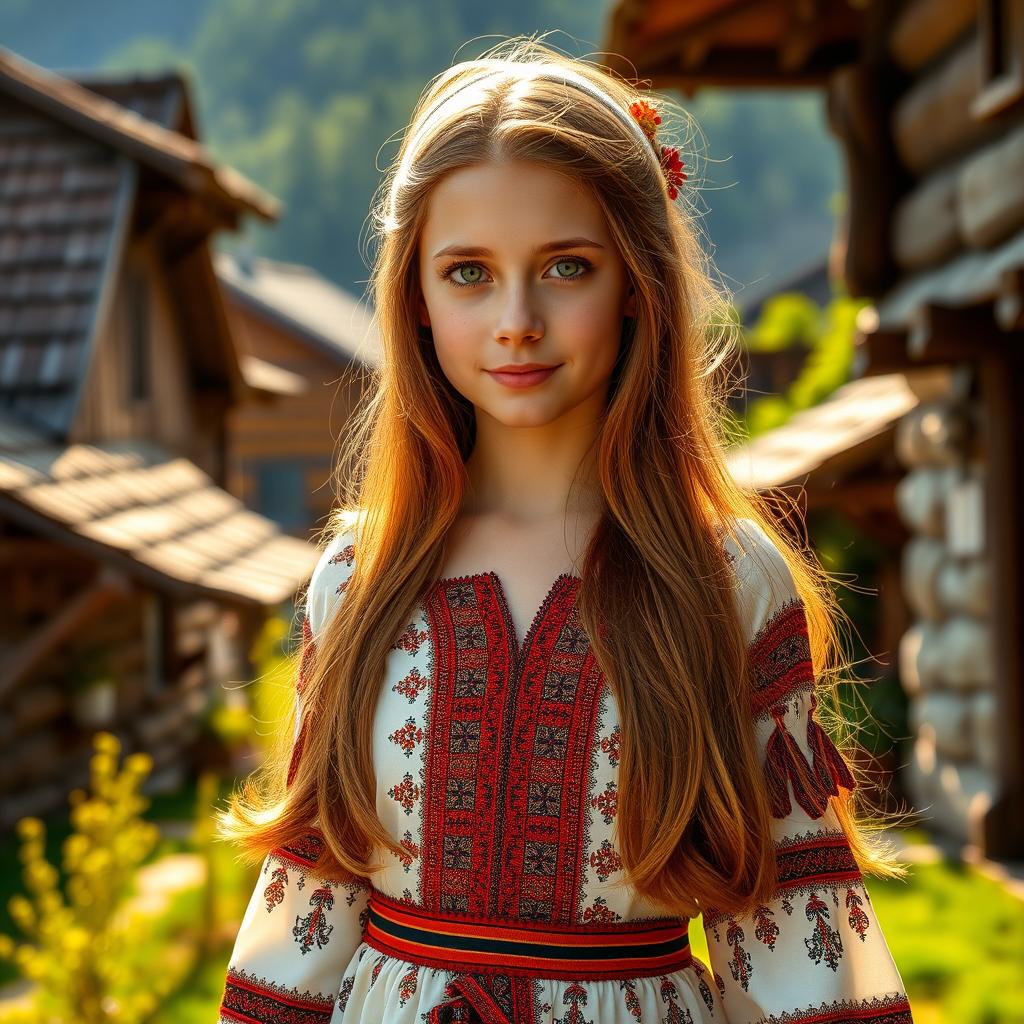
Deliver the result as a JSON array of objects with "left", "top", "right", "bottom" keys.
[
  {"left": 219, "top": 527, "right": 367, "bottom": 1023},
  {"left": 218, "top": 830, "right": 371, "bottom": 1024},
  {"left": 287, "top": 528, "right": 358, "bottom": 787},
  {"left": 703, "top": 518, "right": 914, "bottom": 1024}
]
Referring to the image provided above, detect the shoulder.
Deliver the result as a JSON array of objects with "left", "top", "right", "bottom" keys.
[
  {"left": 718, "top": 516, "right": 801, "bottom": 646},
  {"left": 305, "top": 522, "right": 358, "bottom": 641}
]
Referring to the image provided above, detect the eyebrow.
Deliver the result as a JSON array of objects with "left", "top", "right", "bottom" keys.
[{"left": 432, "top": 237, "right": 606, "bottom": 260}]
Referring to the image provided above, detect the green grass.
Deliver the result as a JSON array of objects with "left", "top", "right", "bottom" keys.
[{"left": 868, "top": 855, "right": 1024, "bottom": 1024}]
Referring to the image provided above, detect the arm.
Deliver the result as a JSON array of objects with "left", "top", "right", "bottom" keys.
[
  {"left": 703, "top": 519, "right": 914, "bottom": 1024},
  {"left": 219, "top": 529, "right": 369, "bottom": 1024}
]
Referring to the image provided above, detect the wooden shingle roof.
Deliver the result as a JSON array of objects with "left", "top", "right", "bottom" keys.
[
  {"left": 0, "top": 50, "right": 280, "bottom": 438},
  {"left": 726, "top": 371, "right": 924, "bottom": 491},
  {"left": 215, "top": 250, "right": 383, "bottom": 369},
  {"left": 0, "top": 411, "right": 318, "bottom": 605},
  {"left": 0, "top": 100, "right": 134, "bottom": 434}
]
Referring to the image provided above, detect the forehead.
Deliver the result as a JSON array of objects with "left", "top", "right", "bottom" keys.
[{"left": 419, "top": 160, "right": 609, "bottom": 250}]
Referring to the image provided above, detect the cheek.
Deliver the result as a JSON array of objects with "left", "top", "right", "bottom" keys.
[
  {"left": 560, "top": 297, "right": 626, "bottom": 370},
  {"left": 432, "top": 323, "right": 479, "bottom": 382}
]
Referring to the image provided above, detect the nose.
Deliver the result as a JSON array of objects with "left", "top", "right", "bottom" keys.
[{"left": 494, "top": 284, "right": 545, "bottom": 345}]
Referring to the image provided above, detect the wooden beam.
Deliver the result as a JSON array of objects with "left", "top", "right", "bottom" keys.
[
  {"left": 889, "top": 0, "right": 979, "bottom": 73},
  {"left": 906, "top": 300, "right": 1002, "bottom": 360},
  {"left": 636, "top": 45, "right": 858, "bottom": 91},
  {"left": 779, "top": 0, "right": 825, "bottom": 73},
  {"left": 852, "top": 316, "right": 912, "bottom": 377},
  {"left": 995, "top": 267, "right": 1024, "bottom": 329},
  {"left": 978, "top": 330, "right": 1024, "bottom": 857},
  {"left": 674, "top": 0, "right": 775, "bottom": 70},
  {"left": 826, "top": 62, "right": 909, "bottom": 296},
  {"left": 804, "top": 474, "right": 902, "bottom": 516},
  {"left": 0, "top": 568, "right": 135, "bottom": 702},
  {"left": 893, "top": 29, "right": 1015, "bottom": 177}
]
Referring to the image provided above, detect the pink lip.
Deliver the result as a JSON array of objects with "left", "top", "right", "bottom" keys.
[{"left": 486, "top": 365, "right": 561, "bottom": 389}]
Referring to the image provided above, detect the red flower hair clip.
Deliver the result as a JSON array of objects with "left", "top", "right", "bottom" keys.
[{"left": 629, "top": 99, "right": 688, "bottom": 200}]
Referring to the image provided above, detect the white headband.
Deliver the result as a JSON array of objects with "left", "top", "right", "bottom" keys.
[{"left": 390, "top": 62, "right": 662, "bottom": 213}]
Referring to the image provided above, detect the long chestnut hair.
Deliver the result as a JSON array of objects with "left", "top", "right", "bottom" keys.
[{"left": 218, "top": 34, "right": 908, "bottom": 919}]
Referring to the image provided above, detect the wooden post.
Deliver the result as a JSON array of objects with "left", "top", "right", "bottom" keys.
[{"left": 978, "top": 330, "right": 1024, "bottom": 857}]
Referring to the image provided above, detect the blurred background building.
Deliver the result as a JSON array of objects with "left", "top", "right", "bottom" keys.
[{"left": 606, "top": 0, "right": 1024, "bottom": 860}]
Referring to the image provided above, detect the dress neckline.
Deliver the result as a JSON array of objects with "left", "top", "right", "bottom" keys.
[{"left": 432, "top": 570, "right": 580, "bottom": 667}]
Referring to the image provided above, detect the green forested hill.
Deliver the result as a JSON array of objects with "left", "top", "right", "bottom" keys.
[{"left": 1, "top": 0, "right": 840, "bottom": 301}]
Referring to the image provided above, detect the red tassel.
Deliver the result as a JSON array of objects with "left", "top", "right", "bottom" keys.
[
  {"left": 763, "top": 707, "right": 828, "bottom": 819},
  {"left": 806, "top": 692, "right": 856, "bottom": 795}
]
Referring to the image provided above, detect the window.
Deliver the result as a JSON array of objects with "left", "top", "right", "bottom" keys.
[
  {"left": 254, "top": 460, "right": 308, "bottom": 531},
  {"left": 973, "top": 0, "right": 1024, "bottom": 119}
]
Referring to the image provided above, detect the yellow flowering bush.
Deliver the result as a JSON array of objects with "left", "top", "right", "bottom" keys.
[{"left": 0, "top": 732, "right": 168, "bottom": 1023}]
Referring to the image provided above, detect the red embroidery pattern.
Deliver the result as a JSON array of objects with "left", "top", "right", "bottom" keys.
[
  {"left": 591, "top": 780, "right": 618, "bottom": 824},
  {"left": 600, "top": 723, "right": 621, "bottom": 767},
  {"left": 659, "top": 976, "right": 693, "bottom": 1023},
  {"left": 621, "top": 977, "right": 642, "bottom": 1019},
  {"left": 748, "top": 599, "right": 814, "bottom": 717},
  {"left": 753, "top": 904, "right": 780, "bottom": 950},
  {"left": 689, "top": 959, "right": 716, "bottom": 1015},
  {"left": 398, "top": 829, "right": 420, "bottom": 872},
  {"left": 589, "top": 838, "right": 623, "bottom": 882},
  {"left": 582, "top": 895, "right": 622, "bottom": 923},
  {"left": 775, "top": 830, "right": 862, "bottom": 894},
  {"left": 725, "top": 918, "right": 753, "bottom": 991},
  {"left": 389, "top": 716, "right": 425, "bottom": 757},
  {"left": 220, "top": 966, "right": 335, "bottom": 1024},
  {"left": 328, "top": 542, "right": 355, "bottom": 567},
  {"left": 554, "top": 981, "right": 593, "bottom": 1024},
  {"left": 423, "top": 973, "right": 538, "bottom": 1023},
  {"left": 704, "top": 830, "right": 864, "bottom": 928},
  {"left": 393, "top": 666, "right": 429, "bottom": 702},
  {"left": 337, "top": 975, "right": 354, "bottom": 1014},
  {"left": 804, "top": 891, "right": 843, "bottom": 971},
  {"left": 293, "top": 882, "right": 335, "bottom": 953},
  {"left": 751, "top": 993, "right": 914, "bottom": 1024},
  {"left": 369, "top": 952, "right": 386, "bottom": 986},
  {"left": 263, "top": 865, "right": 288, "bottom": 912},
  {"left": 287, "top": 618, "right": 317, "bottom": 788},
  {"left": 421, "top": 573, "right": 604, "bottom": 924},
  {"left": 268, "top": 830, "right": 326, "bottom": 873},
  {"left": 398, "top": 964, "right": 419, "bottom": 1006},
  {"left": 847, "top": 888, "right": 870, "bottom": 941},
  {"left": 388, "top": 771, "right": 421, "bottom": 814},
  {"left": 393, "top": 622, "right": 429, "bottom": 654}
]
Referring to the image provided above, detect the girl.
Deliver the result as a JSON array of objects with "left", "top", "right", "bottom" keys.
[{"left": 216, "top": 35, "right": 914, "bottom": 1024}]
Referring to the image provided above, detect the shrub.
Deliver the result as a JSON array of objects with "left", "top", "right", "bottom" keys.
[{"left": 0, "top": 732, "right": 168, "bottom": 1023}]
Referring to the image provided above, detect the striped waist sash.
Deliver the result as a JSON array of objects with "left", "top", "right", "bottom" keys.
[{"left": 363, "top": 887, "right": 692, "bottom": 980}]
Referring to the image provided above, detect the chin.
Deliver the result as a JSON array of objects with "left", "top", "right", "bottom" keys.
[{"left": 477, "top": 401, "right": 566, "bottom": 428}]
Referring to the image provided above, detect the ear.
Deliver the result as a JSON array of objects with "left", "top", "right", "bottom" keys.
[
  {"left": 418, "top": 299, "right": 431, "bottom": 328},
  {"left": 624, "top": 288, "right": 637, "bottom": 319}
]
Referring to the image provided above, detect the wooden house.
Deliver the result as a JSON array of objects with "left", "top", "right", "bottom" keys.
[
  {"left": 215, "top": 250, "right": 382, "bottom": 538},
  {"left": 605, "top": 0, "right": 1024, "bottom": 858},
  {"left": 0, "top": 48, "right": 320, "bottom": 825}
]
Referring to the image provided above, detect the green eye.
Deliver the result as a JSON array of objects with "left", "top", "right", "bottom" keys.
[
  {"left": 551, "top": 259, "right": 585, "bottom": 279},
  {"left": 452, "top": 264, "right": 484, "bottom": 285},
  {"left": 442, "top": 256, "right": 593, "bottom": 288}
]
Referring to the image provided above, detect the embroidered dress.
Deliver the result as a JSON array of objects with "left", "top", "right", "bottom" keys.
[{"left": 218, "top": 517, "right": 913, "bottom": 1024}]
